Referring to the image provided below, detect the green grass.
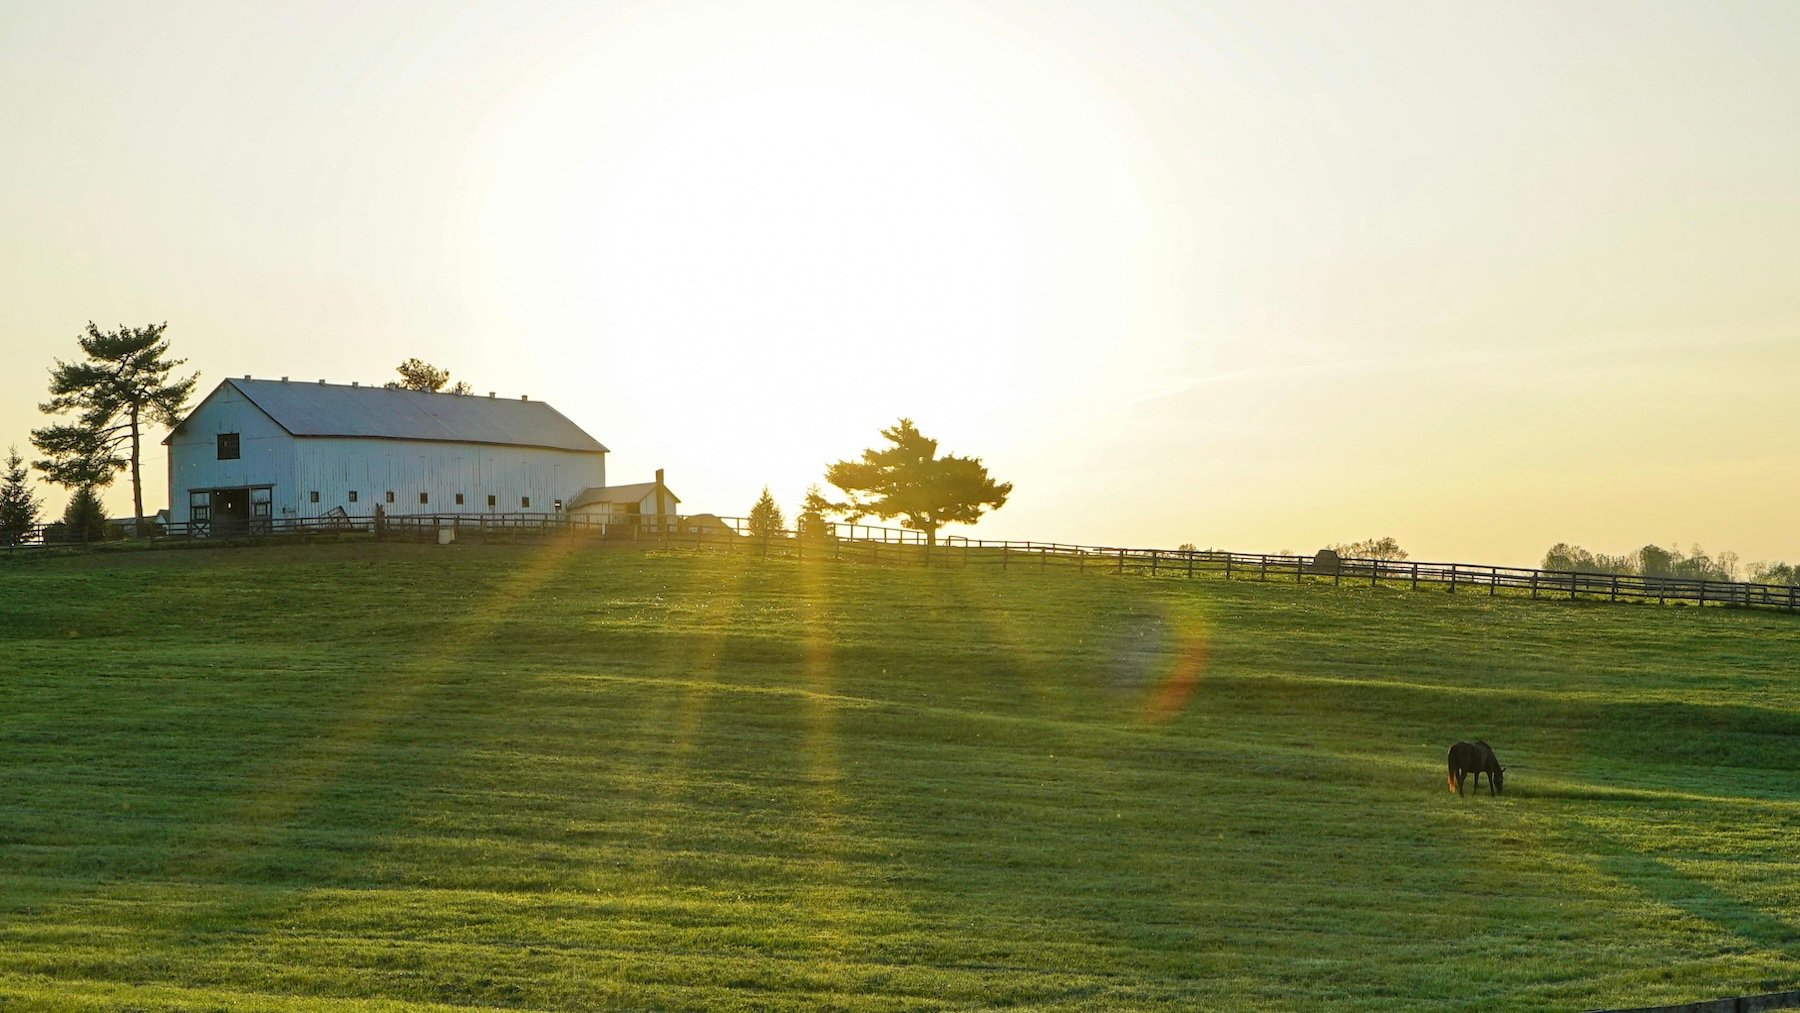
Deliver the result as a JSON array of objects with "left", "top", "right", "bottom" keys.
[{"left": 2, "top": 544, "right": 1798, "bottom": 1011}]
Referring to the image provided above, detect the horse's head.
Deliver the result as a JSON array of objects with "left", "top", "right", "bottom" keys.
[{"left": 1494, "top": 765, "right": 1506, "bottom": 794}]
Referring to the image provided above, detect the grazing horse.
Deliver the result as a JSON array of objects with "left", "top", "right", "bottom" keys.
[{"left": 1446, "top": 740, "right": 1506, "bottom": 796}]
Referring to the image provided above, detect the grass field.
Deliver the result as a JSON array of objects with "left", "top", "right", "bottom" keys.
[{"left": 2, "top": 543, "right": 1798, "bottom": 1011}]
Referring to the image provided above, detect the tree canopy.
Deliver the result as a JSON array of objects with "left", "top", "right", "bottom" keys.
[
  {"left": 823, "top": 419, "right": 1011, "bottom": 545},
  {"left": 32, "top": 321, "right": 197, "bottom": 535},
  {"left": 385, "top": 358, "right": 472, "bottom": 395}
]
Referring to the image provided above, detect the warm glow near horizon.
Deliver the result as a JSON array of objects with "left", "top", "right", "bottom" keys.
[{"left": 2, "top": 1, "right": 1797, "bottom": 566}]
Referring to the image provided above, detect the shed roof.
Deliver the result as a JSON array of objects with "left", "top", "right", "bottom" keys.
[
  {"left": 569, "top": 481, "right": 680, "bottom": 510},
  {"left": 174, "top": 379, "right": 607, "bottom": 453}
]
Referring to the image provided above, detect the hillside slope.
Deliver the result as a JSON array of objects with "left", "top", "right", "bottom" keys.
[{"left": 2, "top": 545, "right": 1797, "bottom": 1010}]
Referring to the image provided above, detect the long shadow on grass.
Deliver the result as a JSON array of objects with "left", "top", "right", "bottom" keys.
[
  {"left": 0, "top": 543, "right": 642, "bottom": 1008},
  {"left": 1587, "top": 827, "right": 1800, "bottom": 955}
]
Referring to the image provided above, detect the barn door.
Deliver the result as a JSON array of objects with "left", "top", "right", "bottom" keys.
[
  {"left": 189, "top": 490, "right": 211, "bottom": 536},
  {"left": 250, "top": 487, "right": 272, "bottom": 534}
]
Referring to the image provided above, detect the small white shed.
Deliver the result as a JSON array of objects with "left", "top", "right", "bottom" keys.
[{"left": 567, "top": 469, "right": 679, "bottom": 533}]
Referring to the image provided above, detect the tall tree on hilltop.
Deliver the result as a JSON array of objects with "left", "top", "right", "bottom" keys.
[
  {"left": 823, "top": 419, "right": 1011, "bottom": 547},
  {"left": 0, "top": 446, "right": 41, "bottom": 545},
  {"left": 32, "top": 322, "right": 198, "bottom": 537},
  {"left": 385, "top": 358, "right": 472, "bottom": 395}
]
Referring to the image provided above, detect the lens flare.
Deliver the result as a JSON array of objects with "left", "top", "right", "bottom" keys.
[{"left": 1142, "top": 638, "right": 1210, "bottom": 724}]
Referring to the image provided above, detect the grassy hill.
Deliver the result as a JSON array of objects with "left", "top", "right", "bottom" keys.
[{"left": 2, "top": 543, "right": 1797, "bottom": 1011}]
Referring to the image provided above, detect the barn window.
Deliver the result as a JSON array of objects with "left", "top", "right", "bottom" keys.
[
  {"left": 385, "top": 491, "right": 395, "bottom": 504},
  {"left": 348, "top": 490, "right": 358, "bottom": 503},
  {"left": 486, "top": 494, "right": 496, "bottom": 508},
  {"left": 309, "top": 491, "right": 319, "bottom": 504},
  {"left": 521, "top": 496, "right": 531, "bottom": 509},
  {"left": 455, "top": 493, "right": 464, "bottom": 505},
  {"left": 419, "top": 492, "right": 429, "bottom": 505},
  {"left": 216, "top": 433, "right": 240, "bottom": 460}
]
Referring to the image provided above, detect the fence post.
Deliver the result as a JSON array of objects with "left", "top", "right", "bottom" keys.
[
  {"left": 1531, "top": 572, "right": 1538, "bottom": 600},
  {"left": 1078, "top": 549, "right": 1084, "bottom": 573},
  {"left": 1489, "top": 568, "right": 1497, "bottom": 595},
  {"left": 1151, "top": 550, "right": 1158, "bottom": 576},
  {"left": 1296, "top": 556, "right": 1303, "bottom": 583},
  {"left": 1041, "top": 546, "right": 1048, "bottom": 571},
  {"left": 1259, "top": 556, "right": 1267, "bottom": 581},
  {"left": 1570, "top": 571, "right": 1578, "bottom": 601},
  {"left": 1371, "top": 560, "right": 1379, "bottom": 587},
  {"left": 1187, "top": 551, "right": 1194, "bottom": 579},
  {"left": 1224, "top": 554, "right": 1232, "bottom": 580},
  {"left": 1698, "top": 579, "right": 1707, "bottom": 607},
  {"left": 1611, "top": 574, "right": 1618, "bottom": 602},
  {"left": 1448, "top": 564, "right": 1457, "bottom": 593},
  {"left": 1790, "top": 585, "right": 1796, "bottom": 612},
  {"left": 1411, "top": 562, "right": 1418, "bottom": 590},
  {"left": 1118, "top": 548, "right": 1125, "bottom": 575}
]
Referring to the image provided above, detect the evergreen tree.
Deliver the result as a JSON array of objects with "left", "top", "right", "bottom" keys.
[
  {"left": 823, "top": 419, "right": 1011, "bottom": 546},
  {"left": 796, "top": 485, "right": 832, "bottom": 540},
  {"left": 32, "top": 321, "right": 197, "bottom": 536},
  {"left": 748, "top": 487, "right": 785, "bottom": 540},
  {"left": 0, "top": 445, "right": 41, "bottom": 545},
  {"left": 61, "top": 486, "right": 107, "bottom": 543}
]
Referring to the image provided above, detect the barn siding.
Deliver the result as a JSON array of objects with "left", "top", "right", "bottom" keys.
[
  {"left": 166, "top": 384, "right": 295, "bottom": 524},
  {"left": 289, "top": 438, "right": 604, "bottom": 519}
]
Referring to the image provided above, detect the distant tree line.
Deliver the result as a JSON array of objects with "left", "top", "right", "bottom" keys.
[{"left": 1541, "top": 542, "right": 1795, "bottom": 585}]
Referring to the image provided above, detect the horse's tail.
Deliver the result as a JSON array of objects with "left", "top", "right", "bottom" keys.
[{"left": 1447, "top": 754, "right": 1457, "bottom": 793}]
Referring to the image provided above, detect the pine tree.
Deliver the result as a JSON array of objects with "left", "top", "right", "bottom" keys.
[
  {"left": 796, "top": 485, "right": 832, "bottom": 540},
  {"left": 0, "top": 445, "right": 41, "bottom": 545},
  {"left": 32, "top": 321, "right": 197, "bottom": 537},
  {"left": 61, "top": 486, "right": 107, "bottom": 543},
  {"left": 823, "top": 419, "right": 1011, "bottom": 546},
  {"left": 748, "top": 487, "right": 785, "bottom": 540}
]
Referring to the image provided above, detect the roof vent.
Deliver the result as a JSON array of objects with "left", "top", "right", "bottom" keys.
[
  {"left": 281, "top": 376, "right": 289, "bottom": 383},
  {"left": 488, "top": 392, "right": 496, "bottom": 399},
  {"left": 521, "top": 394, "right": 529, "bottom": 401},
  {"left": 318, "top": 379, "right": 326, "bottom": 384},
  {"left": 243, "top": 374, "right": 251, "bottom": 380},
  {"left": 351, "top": 381, "right": 359, "bottom": 387}
]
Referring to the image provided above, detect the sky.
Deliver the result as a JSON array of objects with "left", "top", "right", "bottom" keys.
[{"left": 2, "top": 0, "right": 1796, "bottom": 567}]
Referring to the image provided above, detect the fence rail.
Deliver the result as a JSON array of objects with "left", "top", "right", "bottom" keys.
[{"left": 5, "top": 512, "right": 1797, "bottom": 613}]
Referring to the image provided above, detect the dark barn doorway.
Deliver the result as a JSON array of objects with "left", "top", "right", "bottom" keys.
[{"left": 212, "top": 487, "right": 250, "bottom": 534}]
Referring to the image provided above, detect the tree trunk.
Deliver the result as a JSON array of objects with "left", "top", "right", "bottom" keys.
[{"left": 129, "top": 403, "right": 145, "bottom": 538}]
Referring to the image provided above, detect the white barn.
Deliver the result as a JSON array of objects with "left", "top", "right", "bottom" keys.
[{"left": 166, "top": 377, "right": 608, "bottom": 532}]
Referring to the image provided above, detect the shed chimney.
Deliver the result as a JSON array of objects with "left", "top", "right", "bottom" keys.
[
  {"left": 488, "top": 392, "right": 495, "bottom": 398},
  {"left": 280, "top": 376, "right": 289, "bottom": 383},
  {"left": 521, "top": 394, "right": 529, "bottom": 401}
]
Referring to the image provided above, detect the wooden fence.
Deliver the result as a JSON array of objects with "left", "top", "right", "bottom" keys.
[
  {"left": 1587, "top": 986, "right": 1800, "bottom": 1012},
  {"left": 5, "top": 512, "right": 1797, "bottom": 613}
]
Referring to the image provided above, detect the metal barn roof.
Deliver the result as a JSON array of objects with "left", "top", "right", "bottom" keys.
[
  {"left": 195, "top": 378, "right": 608, "bottom": 453},
  {"left": 569, "top": 481, "right": 680, "bottom": 510}
]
